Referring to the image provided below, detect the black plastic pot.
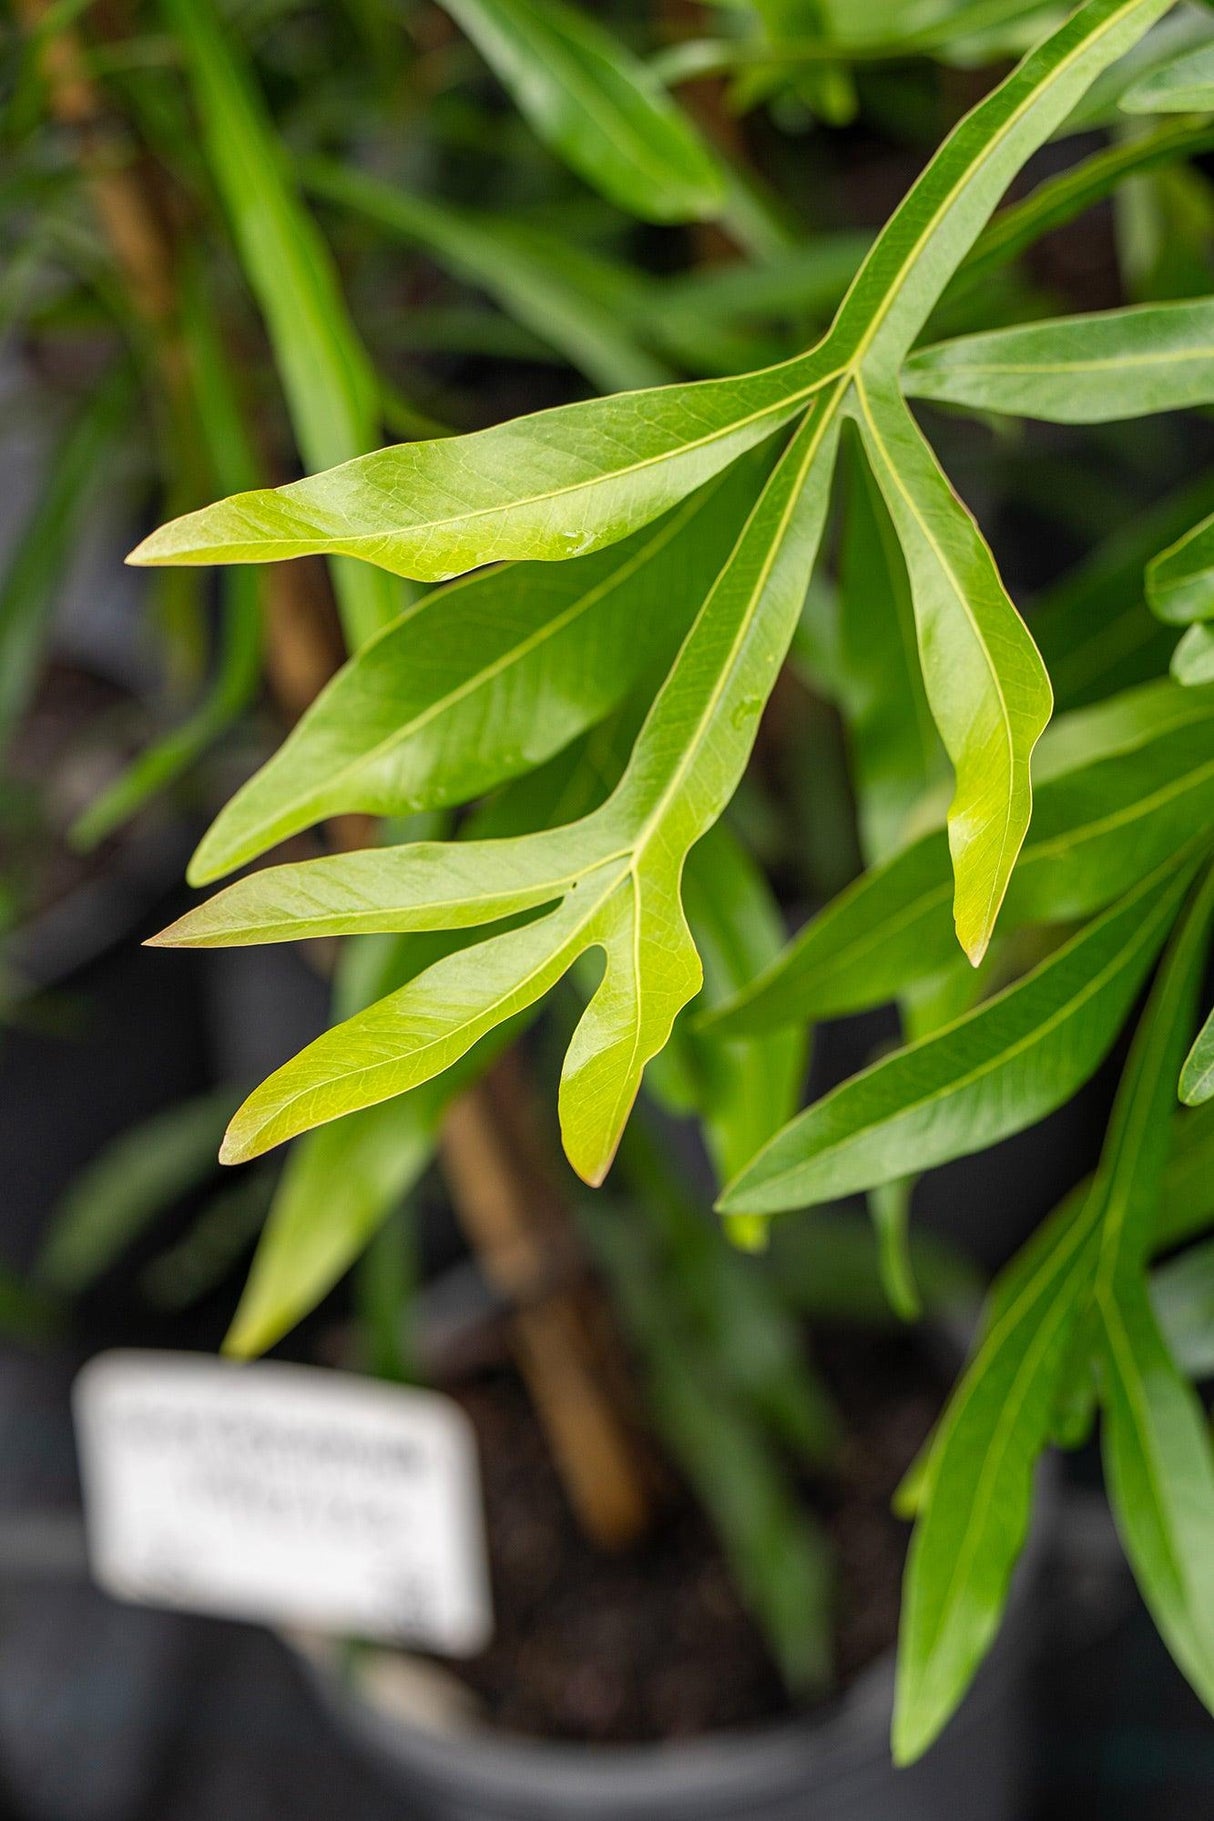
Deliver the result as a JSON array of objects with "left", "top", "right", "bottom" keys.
[
  {"left": 297, "top": 1348, "right": 1054, "bottom": 1821},
  {"left": 300, "top": 1490, "right": 1048, "bottom": 1821}
]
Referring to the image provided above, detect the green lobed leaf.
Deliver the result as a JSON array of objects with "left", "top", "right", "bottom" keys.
[
  {"left": 187, "top": 459, "right": 767, "bottom": 884},
  {"left": 718, "top": 846, "right": 1204, "bottom": 1216},
  {"left": 1121, "top": 39, "right": 1214, "bottom": 112},
  {"left": 905, "top": 299, "right": 1214, "bottom": 423},
  {"left": 1148, "top": 508, "right": 1214, "bottom": 625},
  {"left": 437, "top": 0, "right": 725, "bottom": 225},
  {"left": 140, "top": 0, "right": 1179, "bottom": 1148},
  {"left": 161, "top": 406, "right": 840, "bottom": 1181}
]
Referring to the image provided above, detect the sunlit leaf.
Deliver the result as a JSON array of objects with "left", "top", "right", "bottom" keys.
[{"left": 188, "top": 460, "right": 767, "bottom": 884}]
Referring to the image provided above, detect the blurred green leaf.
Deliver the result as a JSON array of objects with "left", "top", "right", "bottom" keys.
[
  {"left": 39, "top": 1087, "right": 242, "bottom": 1295},
  {"left": 162, "top": 0, "right": 402, "bottom": 647},
  {"left": 1121, "top": 39, "right": 1214, "bottom": 112},
  {"left": 437, "top": 0, "right": 725, "bottom": 224},
  {"left": 906, "top": 300, "right": 1214, "bottom": 422}
]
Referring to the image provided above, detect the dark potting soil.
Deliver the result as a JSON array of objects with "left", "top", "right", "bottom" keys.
[{"left": 445, "top": 1329, "right": 942, "bottom": 1745}]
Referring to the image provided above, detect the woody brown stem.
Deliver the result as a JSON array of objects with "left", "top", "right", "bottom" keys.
[{"left": 441, "top": 1059, "right": 654, "bottom": 1550}]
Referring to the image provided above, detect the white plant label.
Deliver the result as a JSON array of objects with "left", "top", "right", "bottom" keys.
[{"left": 73, "top": 1351, "right": 492, "bottom": 1654}]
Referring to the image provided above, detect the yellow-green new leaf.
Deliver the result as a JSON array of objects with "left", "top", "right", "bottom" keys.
[
  {"left": 849, "top": 382, "right": 1051, "bottom": 962},
  {"left": 187, "top": 463, "right": 765, "bottom": 884},
  {"left": 128, "top": 359, "right": 821, "bottom": 582}
]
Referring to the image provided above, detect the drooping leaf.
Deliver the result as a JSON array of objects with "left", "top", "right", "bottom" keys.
[
  {"left": 905, "top": 299, "right": 1214, "bottom": 423},
  {"left": 1121, "top": 40, "right": 1214, "bottom": 112},
  {"left": 437, "top": 0, "right": 725, "bottom": 224},
  {"left": 891, "top": 1186, "right": 1093, "bottom": 1763},
  {"left": 718, "top": 846, "right": 1203, "bottom": 1216},
  {"left": 1101, "top": 1280, "right": 1214, "bottom": 1711},
  {"left": 1082, "top": 861, "right": 1214, "bottom": 1718},
  {"left": 187, "top": 459, "right": 767, "bottom": 884},
  {"left": 834, "top": 422, "right": 943, "bottom": 861},
  {"left": 1148, "top": 508, "right": 1214, "bottom": 625},
  {"left": 895, "top": 857, "right": 1214, "bottom": 1762},
  {"left": 158, "top": 406, "right": 840, "bottom": 1180}
]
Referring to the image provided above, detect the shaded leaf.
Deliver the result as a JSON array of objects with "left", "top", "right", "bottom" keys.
[
  {"left": 719, "top": 847, "right": 1202, "bottom": 1216},
  {"left": 302, "top": 155, "right": 670, "bottom": 393},
  {"left": 162, "top": 0, "right": 402, "bottom": 645},
  {"left": 1180, "top": 1005, "right": 1214, "bottom": 1104},
  {"left": 1151, "top": 1239, "right": 1214, "bottom": 1378},
  {"left": 38, "top": 1089, "right": 242, "bottom": 1295},
  {"left": 1148, "top": 508, "right": 1214, "bottom": 625},
  {"left": 438, "top": 0, "right": 724, "bottom": 224}
]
